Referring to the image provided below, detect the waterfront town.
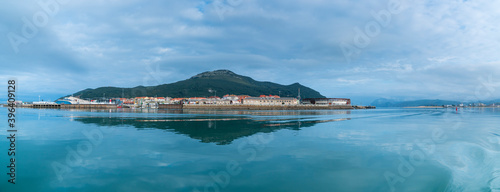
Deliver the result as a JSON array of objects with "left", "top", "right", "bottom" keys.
[
  {"left": 9, "top": 94, "right": 499, "bottom": 110},
  {"left": 13, "top": 94, "right": 353, "bottom": 109}
]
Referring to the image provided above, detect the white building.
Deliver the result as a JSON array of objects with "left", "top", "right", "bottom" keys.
[{"left": 242, "top": 97, "right": 299, "bottom": 105}]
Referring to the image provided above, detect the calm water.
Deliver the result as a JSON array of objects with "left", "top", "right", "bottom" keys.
[{"left": 1, "top": 107, "right": 499, "bottom": 192}]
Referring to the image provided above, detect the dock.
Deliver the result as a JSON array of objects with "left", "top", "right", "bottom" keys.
[
  {"left": 158, "top": 104, "right": 183, "bottom": 109},
  {"left": 13, "top": 104, "right": 118, "bottom": 109}
]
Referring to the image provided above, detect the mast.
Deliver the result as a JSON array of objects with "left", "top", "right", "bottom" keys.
[{"left": 298, "top": 88, "right": 301, "bottom": 101}]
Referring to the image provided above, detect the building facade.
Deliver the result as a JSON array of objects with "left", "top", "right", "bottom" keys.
[
  {"left": 301, "top": 98, "right": 351, "bottom": 106},
  {"left": 242, "top": 97, "right": 299, "bottom": 105}
]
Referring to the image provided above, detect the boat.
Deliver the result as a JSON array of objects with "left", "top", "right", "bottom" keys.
[{"left": 55, "top": 96, "right": 92, "bottom": 104}]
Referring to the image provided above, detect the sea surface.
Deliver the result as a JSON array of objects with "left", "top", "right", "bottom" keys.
[{"left": 1, "top": 107, "right": 499, "bottom": 192}]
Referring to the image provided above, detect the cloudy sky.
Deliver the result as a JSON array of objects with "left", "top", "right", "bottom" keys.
[{"left": 1, "top": 0, "right": 500, "bottom": 104}]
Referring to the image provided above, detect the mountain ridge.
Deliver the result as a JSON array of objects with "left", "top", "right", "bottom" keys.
[{"left": 67, "top": 70, "right": 325, "bottom": 99}]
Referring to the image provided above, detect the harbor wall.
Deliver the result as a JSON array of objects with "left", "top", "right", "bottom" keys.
[
  {"left": 60, "top": 104, "right": 117, "bottom": 109},
  {"left": 181, "top": 104, "right": 354, "bottom": 110},
  {"left": 158, "top": 104, "right": 183, "bottom": 109}
]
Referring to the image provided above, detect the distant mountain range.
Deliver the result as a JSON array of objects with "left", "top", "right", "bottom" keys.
[
  {"left": 371, "top": 98, "right": 500, "bottom": 107},
  {"left": 67, "top": 70, "right": 325, "bottom": 99}
]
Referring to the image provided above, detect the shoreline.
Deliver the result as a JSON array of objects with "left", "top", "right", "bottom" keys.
[
  {"left": 2, "top": 104, "right": 375, "bottom": 110},
  {"left": 180, "top": 104, "right": 357, "bottom": 110}
]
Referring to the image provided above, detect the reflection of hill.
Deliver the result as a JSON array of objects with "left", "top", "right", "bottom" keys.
[{"left": 74, "top": 114, "right": 350, "bottom": 145}]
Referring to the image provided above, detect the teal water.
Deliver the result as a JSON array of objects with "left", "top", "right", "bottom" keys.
[{"left": 1, "top": 107, "right": 499, "bottom": 192}]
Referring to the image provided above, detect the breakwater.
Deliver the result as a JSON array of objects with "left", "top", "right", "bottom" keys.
[
  {"left": 158, "top": 104, "right": 183, "bottom": 109},
  {"left": 179, "top": 104, "right": 356, "bottom": 110}
]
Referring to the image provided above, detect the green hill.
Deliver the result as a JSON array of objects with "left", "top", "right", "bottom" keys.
[{"left": 68, "top": 70, "right": 325, "bottom": 99}]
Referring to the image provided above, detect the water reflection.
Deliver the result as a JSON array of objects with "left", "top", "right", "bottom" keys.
[
  {"left": 60, "top": 108, "right": 352, "bottom": 116},
  {"left": 73, "top": 114, "right": 350, "bottom": 145}
]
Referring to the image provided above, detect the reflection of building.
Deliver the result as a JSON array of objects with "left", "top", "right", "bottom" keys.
[
  {"left": 242, "top": 97, "right": 299, "bottom": 105},
  {"left": 302, "top": 98, "right": 351, "bottom": 106}
]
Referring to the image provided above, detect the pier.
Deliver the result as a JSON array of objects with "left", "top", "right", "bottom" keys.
[
  {"left": 31, "top": 103, "right": 60, "bottom": 108},
  {"left": 60, "top": 104, "right": 117, "bottom": 109},
  {"left": 14, "top": 104, "right": 118, "bottom": 109}
]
